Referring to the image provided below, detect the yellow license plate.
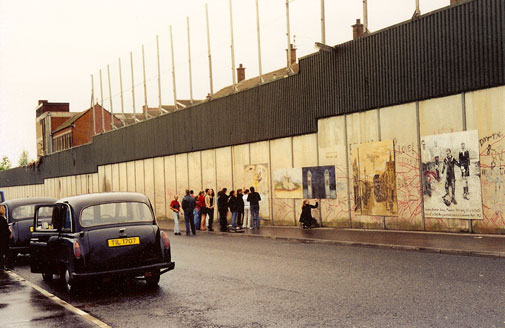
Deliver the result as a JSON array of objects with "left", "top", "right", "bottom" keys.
[{"left": 108, "top": 237, "right": 140, "bottom": 247}]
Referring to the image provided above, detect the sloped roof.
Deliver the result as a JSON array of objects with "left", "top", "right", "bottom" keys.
[
  {"left": 51, "top": 110, "right": 87, "bottom": 134},
  {"left": 212, "top": 64, "right": 299, "bottom": 99}
]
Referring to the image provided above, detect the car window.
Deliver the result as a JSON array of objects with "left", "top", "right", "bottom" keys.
[
  {"left": 80, "top": 202, "right": 153, "bottom": 227},
  {"left": 12, "top": 205, "right": 52, "bottom": 220}
]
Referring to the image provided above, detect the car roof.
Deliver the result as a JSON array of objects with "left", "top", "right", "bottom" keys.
[
  {"left": 58, "top": 192, "right": 151, "bottom": 209},
  {"left": 1, "top": 197, "right": 57, "bottom": 208}
]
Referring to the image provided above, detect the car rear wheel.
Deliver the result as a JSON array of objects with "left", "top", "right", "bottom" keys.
[
  {"left": 60, "top": 265, "right": 79, "bottom": 293},
  {"left": 42, "top": 272, "right": 53, "bottom": 281},
  {"left": 145, "top": 269, "right": 160, "bottom": 287}
]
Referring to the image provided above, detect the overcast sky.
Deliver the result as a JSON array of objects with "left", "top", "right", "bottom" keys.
[{"left": 0, "top": 0, "right": 449, "bottom": 166}]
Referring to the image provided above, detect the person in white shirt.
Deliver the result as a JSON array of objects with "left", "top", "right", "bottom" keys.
[{"left": 242, "top": 189, "right": 251, "bottom": 229}]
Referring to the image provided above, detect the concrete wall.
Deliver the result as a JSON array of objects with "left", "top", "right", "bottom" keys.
[{"left": 2, "top": 86, "right": 505, "bottom": 234}]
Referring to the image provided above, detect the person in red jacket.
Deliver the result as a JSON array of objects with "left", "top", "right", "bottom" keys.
[{"left": 169, "top": 195, "right": 181, "bottom": 235}]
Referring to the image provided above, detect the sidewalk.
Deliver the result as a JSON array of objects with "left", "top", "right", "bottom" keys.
[
  {"left": 157, "top": 220, "right": 505, "bottom": 258},
  {"left": 0, "top": 270, "right": 108, "bottom": 328}
]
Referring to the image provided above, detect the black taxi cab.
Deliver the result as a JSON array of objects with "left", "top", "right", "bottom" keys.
[
  {"left": 0, "top": 197, "right": 57, "bottom": 257},
  {"left": 30, "top": 192, "right": 175, "bottom": 292}
]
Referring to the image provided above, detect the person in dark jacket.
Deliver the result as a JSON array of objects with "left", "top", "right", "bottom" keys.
[
  {"left": 228, "top": 190, "right": 240, "bottom": 230},
  {"left": 182, "top": 190, "right": 196, "bottom": 236},
  {"left": 0, "top": 206, "right": 12, "bottom": 269},
  {"left": 236, "top": 189, "right": 244, "bottom": 230},
  {"left": 247, "top": 187, "right": 261, "bottom": 230},
  {"left": 218, "top": 188, "right": 229, "bottom": 232},
  {"left": 299, "top": 200, "right": 318, "bottom": 229}
]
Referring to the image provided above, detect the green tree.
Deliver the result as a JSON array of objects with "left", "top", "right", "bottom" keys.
[
  {"left": 0, "top": 156, "right": 11, "bottom": 170},
  {"left": 18, "top": 150, "right": 29, "bottom": 167}
]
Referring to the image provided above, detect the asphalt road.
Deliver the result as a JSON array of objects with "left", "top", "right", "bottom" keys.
[{"left": 12, "top": 233, "right": 505, "bottom": 328}]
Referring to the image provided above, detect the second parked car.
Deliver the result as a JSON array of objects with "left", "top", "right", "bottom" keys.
[{"left": 1, "top": 197, "right": 57, "bottom": 257}]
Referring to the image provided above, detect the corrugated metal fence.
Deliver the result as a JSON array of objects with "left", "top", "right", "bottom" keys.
[{"left": 1, "top": 0, "right": 504, "bottom": 187}]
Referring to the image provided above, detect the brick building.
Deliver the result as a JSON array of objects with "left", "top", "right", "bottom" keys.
[
  {"left": 35, "top": 100, "right": 77, "bottom": 157},
  {"left": 51, "top": 104, "right": 120, "bottom": 152}
]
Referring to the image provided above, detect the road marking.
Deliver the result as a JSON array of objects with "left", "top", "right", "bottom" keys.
[{"left": 6, "top": 270, "right": 111, "bottom": 328}]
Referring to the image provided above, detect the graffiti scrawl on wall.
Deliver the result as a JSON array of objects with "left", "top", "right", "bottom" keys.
[
  {"left": 421, "top": 130, "right": 483, "bottom": 219},
  {"left": 302, "top": 166, "right": 337, "bottom": 199},
  {"left": 273, "top": 168, "right": 303, "bottom": 198},
  {"left": 352, "top": 140, "right": 398, "bottom": 216}
]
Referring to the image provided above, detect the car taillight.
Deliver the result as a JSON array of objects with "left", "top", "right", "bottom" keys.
[
  {"left": 161, "top": 231, "right": 170, "bottom": 248},
  {"left": 73, "top": 241, "right": 81, "bottom": 259}
]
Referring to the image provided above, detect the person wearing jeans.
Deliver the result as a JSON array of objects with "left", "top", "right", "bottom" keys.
[
  {"left": 169, "top": 195, "right": 181, "bottom": 235},
  {"left": 242, "top": 189, "right": 251, "bottom": 229},
  {"left": 247, "top": 186, "right": 261, "bottom": 230}
]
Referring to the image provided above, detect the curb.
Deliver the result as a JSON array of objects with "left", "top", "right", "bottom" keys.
[
  {"left": 160, "top": 224, "right": 505, "bottom": 259},
  {"left": 5, "top": 270, "right": 110, "bottom": 328}
]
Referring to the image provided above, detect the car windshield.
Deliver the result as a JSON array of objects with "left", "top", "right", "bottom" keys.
[
  {"left": 80, "top": 202, "right": 153, "bottom": 227},
  {"left": 12, "top": 205, "right": 53, "bottom": 220}
]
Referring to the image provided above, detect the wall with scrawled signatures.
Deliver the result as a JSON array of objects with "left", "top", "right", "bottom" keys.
[{"left": 2, "top": 86, "right": 504, "bottom": 233}]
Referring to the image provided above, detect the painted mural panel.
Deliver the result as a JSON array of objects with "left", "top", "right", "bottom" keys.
[
  {"left": 421, "top": 131, "right": 482, "bottom": 220},
  {"left": 273, "top": 168, "right": 303, "bottom": 198},
  {"left": 302, "top": 166, "right": 336, "bottom": 199},
  {"left": 244, "top": 164, "right": 270, "bottom": 219},
  {"left": 353, "top": 140, "right": 398, "bottom": 216},
  {"left": 466, "top": 86, "right": 505, "bottom": 232},
  {"left": 346, "top": 111, "right": 383, "bottom": 228},
  {"left": 380, "top": 103, "right": 423, "bottom": 230},
  {"left": 419, "top": 94, "right": 468, "bottom": 232}
]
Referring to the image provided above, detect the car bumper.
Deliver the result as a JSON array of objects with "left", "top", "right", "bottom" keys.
[{"left": 73, "top": 261, "right": 175, "bottom": 279}]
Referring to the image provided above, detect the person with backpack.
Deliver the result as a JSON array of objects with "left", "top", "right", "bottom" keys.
[{"left": 182, "top": 190, "right": 196, "bottom": 236}]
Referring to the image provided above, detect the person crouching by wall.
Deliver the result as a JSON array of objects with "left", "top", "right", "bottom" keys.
[
  {"left": 299, "top": 199, "right": 318, "bottom": 229},
  {"left": 0, "top": 205, "right": 12, "bottom": 269},
  {"left": 170, "top": 195, "right": 182, "bottom": 235},
  {"left": 182, "top": 190, "right": 196, "bottom": 236}
]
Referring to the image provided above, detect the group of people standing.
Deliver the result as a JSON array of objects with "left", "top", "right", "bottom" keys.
[{"left": 169, "top": 187, "right": 262, "bottom": 235}]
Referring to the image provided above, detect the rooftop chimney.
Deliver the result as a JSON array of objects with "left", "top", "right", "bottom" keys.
[
  {"left": 450, "top": 0, "right": 463, "bottom": 4},
  {"left": 285, "top": 43, "right": 297, "bottom": 67},
  {"left": 352, "top": 19, "right": 364, "bottom": 40},
  {"left": 237, "top": 64, "right": 245, "bottom": 83}
]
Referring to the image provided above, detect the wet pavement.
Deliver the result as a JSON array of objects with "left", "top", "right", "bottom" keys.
[
  {"left": 158, "top": 219, "right": 505, "bottom": 258},
  {"left": 0, "top": 270, "right": 102, "bottom": 327}
]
